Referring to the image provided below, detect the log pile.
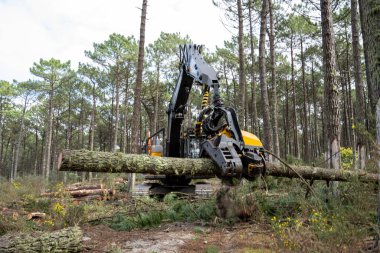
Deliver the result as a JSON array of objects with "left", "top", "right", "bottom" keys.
[
  {"left": 42, "top": 183, "right": 116, "bottom": 201},
  {"left": 59, "top": 149, "right": 379, "bottom": 184},
  {"left": 0, "top": 226, "right": 82, "bottom": 252}
]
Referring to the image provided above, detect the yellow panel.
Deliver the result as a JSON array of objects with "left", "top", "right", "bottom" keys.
[
  {"left": 241, "top": 130, "right": 263, "bottom": 147},
  {"left": 151, "top": 152, "right": 162, "bottom": 157}
]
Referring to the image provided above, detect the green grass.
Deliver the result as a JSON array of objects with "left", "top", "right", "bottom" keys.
[{"left": 108, "top": 197, "right": 216, "bottom": 231}]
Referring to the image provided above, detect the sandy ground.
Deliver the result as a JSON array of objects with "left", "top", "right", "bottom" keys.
[{"left": 82, "top": 222, "right": 278, "bottom": 253}]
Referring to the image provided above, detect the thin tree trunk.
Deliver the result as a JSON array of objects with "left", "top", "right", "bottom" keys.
[
  {"left": 113, "top": 65, "right": 120, "bottom": 152},
  {"left": 259, "top": 0, "right": 273, "bottom": 153},
  {"left": 300, "top": 36, "right": 309, "bottom": 162},
  {"left": 153, "top": 64, "right": 160, "bottom": 133},
  {"left": 351, "top": 0, "right": 366, "bottom": 169},
  {"left": 237, "top": 0, "right": 246, "bottom": 129},
  {"left": 248, "top": 2, "right": 258, "bottom": 134},
  {"left": 129, "top": 0, "right": 148, "bottom": 193},
  {"left": 43, "top": 82, "right": 54, "bottom": 180},
  {"left": 268, "top": 0, "right": 280, "bottom": 158},
  {"left": 122, "top": 69, "right": 130, "bottom": 153},
  {"left": 12, "top": 94, "right": 29, "bottom": 181},
  {"left": 290, "top": 33, "right": 299, "bottom": 158}
]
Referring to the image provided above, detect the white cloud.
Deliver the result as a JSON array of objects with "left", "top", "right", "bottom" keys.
[{"left": 0, "top": 0, "right": 233, "bottom": 82}]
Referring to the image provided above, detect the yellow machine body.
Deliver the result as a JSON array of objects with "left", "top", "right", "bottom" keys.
[{"left": 241, "top": 130, "right": 263, "bottom": 148}]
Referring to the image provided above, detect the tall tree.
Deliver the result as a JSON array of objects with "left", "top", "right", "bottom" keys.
[
  {"left": 129, "top": 0, "right": 148, "bottom": 192},
  {"left": 248, "top": 0, "right": 258, "bottom": 134},
  {"left": 258, "top": 0, "right": 273, "bottom": 153},
  {"left": 268, "top": 0, "right": 280, "bottom": 158},
  {"left": 320, "top": 0, "right": 340, "bottom": 179},
  {"left": 30, "top": 58, "right": 71, "bottom": 179},
  {"left": 350, "top": 0, "right": 366, "bottom": 169},
  {"left": 359, "top": 0, "right": 380, "bottom": 116},
  {"left": 237, "top": 0, "right": 247, "bottom": 128}
]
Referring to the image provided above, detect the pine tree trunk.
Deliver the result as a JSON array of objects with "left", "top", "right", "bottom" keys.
[
  {"left": 113, "top": 65, "right": 120, "bottom": 152},
  {"left": 12, "top": 94, "right": 28, "bottom": 181},
  {"left": 58, "top": 150, "right": 379, "bottom": 183},
  {"left": 248, "top": 1, "right": 258, "bottom": 135},
  {"left": 237, "top": 0, "right": 246, "bottom": 129},
  {"left": 300, "top": 36, "right": 309, "bottom": 162},
  {"left": 259, "top": 0, "right": 273, "bottom": 153},
  {"left": 122, "top": 68, "right": 130, "bottom": 154},
  {"left": 290, "top": 33, "right": 299, "bottom": 158},
  {"left": 320, "top": 0, "right": 341, "bottom": 195},
  {"left": 43, "top": 83, "right": 54, "bottom": 180},
  {"left": 358, "top": 0, "right": 380, "bottom": 167},
  {"left": 268, "top": 0, "right": 280, "bottom": 159},
  {"left": 129, "top": 0, "right": 148, "bottom": 192},
  {"left": 359, "top": 0, "right": 380, "bottom": 115},
  {"left": 153, "top": 64, "right": 160, "bottom": 133}
]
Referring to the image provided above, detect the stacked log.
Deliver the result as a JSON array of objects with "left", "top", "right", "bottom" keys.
[
  {"left": 0, "top": 226, "right": 82, "bottom": 252},
  {"left": 42, "top": 183, "right": 116, "bottom": 201}
]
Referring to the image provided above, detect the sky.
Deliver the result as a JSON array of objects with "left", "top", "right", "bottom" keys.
[{"left": 0, "top": 0, "right": 233, "bottom": 82}]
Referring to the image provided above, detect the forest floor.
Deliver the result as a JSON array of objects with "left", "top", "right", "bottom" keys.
[
  {"left": 0, "top": 175, "right": 378, "bottom": 252},
  {"left": 81, "top": 222, "right": 277, "bottom": 253}
]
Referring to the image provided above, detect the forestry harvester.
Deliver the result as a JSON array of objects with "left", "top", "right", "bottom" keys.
[{"left": 136, "top": 44, "right": 266, "bottom": 195}]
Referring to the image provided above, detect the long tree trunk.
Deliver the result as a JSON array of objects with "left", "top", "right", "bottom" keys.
[
  {"left": 122, "top": 68, "right": 130, "bottom": 153},
  {"left": 113, "top": 65, "right": 121, "bottom": 152},
  {"left": 59, "top": 150, "right": 379, "bottom": 184},
  {"left": 300, "top": 36, "right": 309, "bottom": 162},
  {"left": 268, "top": 0, "right": 280, "bottom": 158},
  {"left": 43, "top": 82, "right": 54, "bottom": 180},
  {"left": 129, "top": 0, "right": 148, "bottom": 192},
  {"left": 237, "top": 0, "right": 246, "bottom": 129},
  {"left": 359, "top": 0, "right": 380, "bottom": 116},
  {"left": 351, "top": 0, "right": 365, "bottom": 169},
  {"left": 248, "top": 0, "right": 258, "bottom": 134},
  {"left": 258, "top": 0, "right": 273, "bottom": 153},
  {"left": 290, "top": 33, "right": 299, "bottom": 158},
  {"left": 12, "top": 94, "right": 29, "bottom": 181},
  {"left": 153, "top": 63, "right": 160, "bottom": 133},
  {"left": 320, "top": 0, "right": 341, "bottom": 195},
  {"left": 311, "top": 63, "right": 319, "bottom": 159}
]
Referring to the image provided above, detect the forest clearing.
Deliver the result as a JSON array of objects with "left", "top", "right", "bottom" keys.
[{"left": 1, "top": 0, "right": 380, "bottom": 252}]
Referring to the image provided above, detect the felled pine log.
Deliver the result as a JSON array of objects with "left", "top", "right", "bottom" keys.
[
  {"left": 42, "top": 182, "right": 115, "bottom": 200},
  {"left": 0, "top": 226, "right": 82, "bottom": 253},
  {"left": 59, "top": 149, "right": 379, "bottom": 184}
]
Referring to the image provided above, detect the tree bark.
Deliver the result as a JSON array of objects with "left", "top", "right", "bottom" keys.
[
  {"left": 58, "top": 150, "right": 379, "bottom": 184},
  {"left": 129, "top": 0, "right": 148, "bottom": 192},
  {"left": 300, "top": 36, "right": 310, "bottom": 162},
  {"left": 268, "top": 0, "right": 280, "bottom": 159},
  {"left": 0, "top": 226, "right": 82, "bottom": 253},
  {"left": 248, "top": 0, "right": 258, "bottom": 134},
  {"left": 258, "top": 0, "right": 273, "bottom": 153},
  {"left": 290, "top": 32, "right": 299, "bottom": 158},
  {"left": 237, "top": 0, "right": 247, "bottom": 129},
  {"left": 359, "top": 0, "right": 380, "bottom": 116},
  {"left": 321, "top": 0, "right": 340, "bottom": 196}
]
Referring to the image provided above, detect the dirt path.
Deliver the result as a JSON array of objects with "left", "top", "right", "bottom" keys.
[{"left": 82, "top": 222, "right": 278, "bottom": 252}]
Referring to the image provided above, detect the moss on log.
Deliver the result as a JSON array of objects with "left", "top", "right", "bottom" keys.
[
  {"left": 59, "top": 149, "right": 379, "bottom": 183},
  {"left": 0, "top": 226, "right": 82, "bottom": 252}
]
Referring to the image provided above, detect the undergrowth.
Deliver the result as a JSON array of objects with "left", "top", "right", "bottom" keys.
[
  {"left": 0, "top": 173, "right": 377, "bottom": 252},
  {"left": 108, "top": 194, "right": 216, "bottom": 231}
]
